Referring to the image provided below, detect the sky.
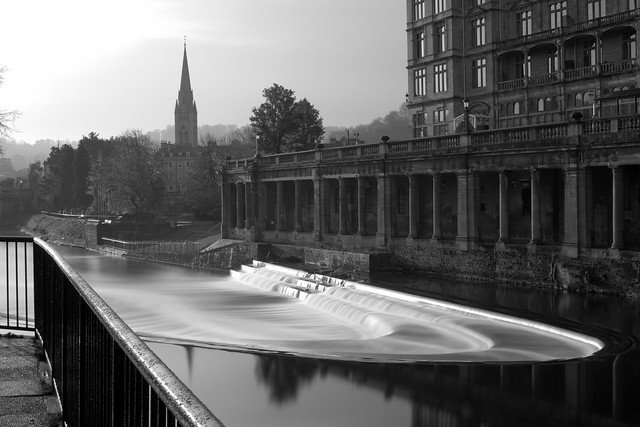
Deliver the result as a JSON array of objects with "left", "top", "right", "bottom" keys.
[{"left": 0, "top": 0, "right": 407, "bottom": 144}]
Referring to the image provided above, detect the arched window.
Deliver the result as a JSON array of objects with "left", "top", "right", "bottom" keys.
[
  {"left": 506, "top": 103, "right": 513, "bottom": 116},
  {"left": 514, "top": 101, "right": 521, "bottom": 115},
  {"left": 575, "top": 93, "right": 583, "bottom": 107},
  {"left": 545, "top": 97, "right": 554, "bottom": 110},
  {"left": 583, "top": 91, "right": 595, "bottom": 105},
  {"left": 538, "top": 98, "right": 545, "bottom": 111}
]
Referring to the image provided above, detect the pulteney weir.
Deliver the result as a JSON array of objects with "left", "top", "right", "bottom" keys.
[{"left": 0, "top": 237, "right": 223, "bottom": 426}]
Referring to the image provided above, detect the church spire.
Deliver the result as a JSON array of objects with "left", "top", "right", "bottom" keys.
[{"left": 180, "top": 38, "right": 192, "bottom": 93}]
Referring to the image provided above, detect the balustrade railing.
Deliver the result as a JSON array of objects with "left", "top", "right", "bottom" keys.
[
  {"left": 0, "top": 236, "right": 222, "bottom": 426},
  {"left": 601, "top": 59, "right": 636, "bottom": 74},
  {"left": 497, "top": 78, "right": 526, "bottom": 91},
  {"left": 583, "top": 119, "right": 612, "bottom": 134},
  {"left": 619, "top": 115, "right": 640, "bottom": 131},
  {"left": 528, "top": 72, "right": 559, "bottom": 86},
  {"left": 564, "top": 65, "right": 598, "bottom": 80},
  {"left": 498, "top": 10, "right": 638, "bottom": 50}
]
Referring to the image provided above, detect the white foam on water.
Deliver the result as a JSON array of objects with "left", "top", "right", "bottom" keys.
[{"left": 54, "top": 246, "right": 604, "bottom": 363}]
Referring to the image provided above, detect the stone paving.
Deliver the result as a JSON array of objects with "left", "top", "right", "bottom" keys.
[{"left": 0, "top": 334, "right": 62, "bottom": 426}]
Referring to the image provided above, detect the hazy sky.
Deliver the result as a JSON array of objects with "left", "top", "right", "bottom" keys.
[{"left": 0, "top": 0, "right": 407, "bottom": 143}]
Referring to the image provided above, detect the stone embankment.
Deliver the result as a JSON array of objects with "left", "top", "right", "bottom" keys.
[
  {"left": 21, "top": 214, "right": 640, "bottom": 299},
  {"left": 22, "top": 214, "right": 87, "bottom": 247}
]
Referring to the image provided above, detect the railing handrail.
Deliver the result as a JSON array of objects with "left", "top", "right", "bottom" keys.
[{"left": 34, "top": 238, "right": 224, "bottom": 427}]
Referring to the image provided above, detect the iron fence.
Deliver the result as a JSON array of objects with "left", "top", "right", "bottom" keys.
[{"left": 0, "top": 236, "right": 223, "bottom": 426}]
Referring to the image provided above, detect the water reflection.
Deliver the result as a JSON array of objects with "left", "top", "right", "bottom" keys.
[
  {"left": 247, "top": 347, "right": 640, "bottom": 426},
  {"left": 56, "top": 245, "right": 640, "bottom": 426},
  {"left": 255, "top": 356, "right": 322, "bottom": 404}
]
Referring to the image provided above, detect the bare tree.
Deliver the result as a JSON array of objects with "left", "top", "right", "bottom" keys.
[{"left": 0, "top": 67, "right": 19, "bottom": 152}]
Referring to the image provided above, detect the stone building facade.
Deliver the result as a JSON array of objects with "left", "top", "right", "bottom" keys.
[
  {"left": 406, "top": 0, "right": 639, "bottom": 137},
  {"left": 220, "top": 3, "right": 640, "bottom": 289}
]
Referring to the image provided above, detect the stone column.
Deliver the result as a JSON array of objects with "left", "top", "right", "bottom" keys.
[
  {"left": 357, "top": 176, "right": 366, "bottom": 235},
  {"left": 236, "top": 183, "right": 244, "bottom": 229},
  {"left": 530, "top": 169, "right": 541, "bottom": 244},
  {"left": 338, "top": 177, "right": 347, "bottom": 235},
  {"left": 611, "top": 166, "right": 624, "bottom": 250},
  {"left": 221, "top": 175, "right": 230, "bottom": 238},
  {"left": 562, "top": 168, "right": 579, "bottom": 258},
  {"left": 294, "top": 180, "right": 302, "bottom": 232},
  {"left": 408, "top": 175, "right": 418, "bottom": 239},
  {"left": 376, "top": 175, "right": 390, "bottom": 247},
  {"left": 456, "top": 172, "right": 474, "bottom": 250},
  {"left": 498, "top": 171, "right": 509, "bottom": 243},
  {"left": 244, "top": 182, "right": 252, "bottom": 230},
  {"left": 313, "top": 178, "right": 323, "bottom": 242},
  {"left": 276, "top": 181, "right": 285, "bottom": 231},
  {"left": 432, "top": 174, "right": 442, "bottom": 240}
]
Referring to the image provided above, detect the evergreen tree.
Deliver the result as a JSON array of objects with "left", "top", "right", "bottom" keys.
[
  {"left": 250, "top": 84, "right": 324, "bottom": 154},
  {"left": 73, "top": 143, "right": 91, "bottom": 208}
]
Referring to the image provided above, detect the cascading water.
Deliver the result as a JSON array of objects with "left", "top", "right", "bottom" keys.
[
  {"left": 226, "top": 261, "right": 603, "bottom": 362},
  {"left": 54, "top": 246, "right": 603, "bottom": 363}
]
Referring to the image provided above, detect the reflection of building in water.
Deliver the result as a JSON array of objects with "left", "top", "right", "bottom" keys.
[{"left": 222, "top": 2, "right": 640, "bottom": 287}]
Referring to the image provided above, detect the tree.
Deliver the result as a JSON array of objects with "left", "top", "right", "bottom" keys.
[
  {"left": 73, "top": 143, "right": 92, "bottom": 208},
  {"left": 183, "top": 136, "right": 223, "bottom": 219},
  {"left": 285, "top": 98, "right": 324, "bottom": 152},
  {"left": 0, "top": 67, "right": 20, "bottom": 155},
  {"left": 89, "top": 130, "right": 165, "bottom": 217},
  {"left": 250, "top": 84, "right": 324, "bottom": 154}
]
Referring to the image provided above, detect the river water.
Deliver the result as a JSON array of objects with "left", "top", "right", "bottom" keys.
[{"left": 53, "top": 245, "right": 640, "bottom": 427}]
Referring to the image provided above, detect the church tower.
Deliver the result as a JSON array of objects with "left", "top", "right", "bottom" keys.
[{"left": 174, "top": 41, "right": 198, "bottom": 146}]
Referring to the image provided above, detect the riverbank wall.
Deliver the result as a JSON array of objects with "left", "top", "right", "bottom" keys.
[{"left": 21, "top": 214, "right": 640, "bottom": 298}]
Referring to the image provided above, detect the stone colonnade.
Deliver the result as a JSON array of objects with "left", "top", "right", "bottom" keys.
[{"left": 222, "top": 165, "right": 636, "bottom": 255}]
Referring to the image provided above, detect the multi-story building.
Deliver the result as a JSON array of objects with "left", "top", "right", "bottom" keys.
[
  {"left": 406, "top": 0, "right": 639, "bottom": 137},
  {"left": 219, "top": 2, "right": 640, "bottom": 292},
  {"left": 159, "top": 42, "right": 200, "bottom": 195}
]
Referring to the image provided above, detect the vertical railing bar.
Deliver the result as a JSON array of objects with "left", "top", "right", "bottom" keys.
[
  {"left": 5, "top": 241, "right": 9, "bottom": 327},
  {"left": 15, "top": 242, "right": 19, "bottom": 328},
  {"left": 24, "top": 241, "right": 28, "bottom": 329}
]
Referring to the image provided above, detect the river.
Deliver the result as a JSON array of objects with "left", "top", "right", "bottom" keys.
[{"left": 54, "top": 245, "right": 640, "bottom": 427}]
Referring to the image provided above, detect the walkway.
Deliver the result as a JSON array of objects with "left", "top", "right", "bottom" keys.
[{"left": 0, "top": 334, "right": 62, "bottom": 426}]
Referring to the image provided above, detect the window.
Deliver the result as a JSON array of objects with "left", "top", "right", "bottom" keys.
[
  {"left": 413, "top": 112, "right": 428, "bottom": 137},
  {"left": 516, "top": 54, "right": 531, "bottom": 78},
  {"left": 537, "top": 98, "right": 545, "bottom": 112},
  {"left": 548, "top": 50, "right": 559, "bottom": 73},
  {"left": 472, "top": 58, "right": 487, "bottom": 88},
  {"left": 631, "top": 0, "right": 638, "bottom": 10},
  {"left": 587, "top": 0, "right": 603, "bottom": 20},
  {"left": 434, "top": 0, "right": 445, "bottom": 14},
  {"left": 514, "top": 101, "right": 521, "bottom": 115},
  {"left": 583, "top": 40, "right": 596, "bottom": 66},
  {"left": 414, "top": 31, "right": 426, "bottom": 58},
  {"left": 434, "top": 24, "right": 446, "bottom": 53},
  {"left": 413, "top": 68, "right": 427, "bottom": 96},
  {"left": 516, "top": 10, "right": 532, "bottom": 36},
  {"left": 433, "top": 107, "right": 448, "bottom": 123},
  {"left": 433, "top": 108, "right": 449, "bottom": 135},
  {"left": 623, "top": 32, "right": 637, "bottom": 60},
  {"left": 413, "top": 0, "right": 425, "bottom": 20},
  {"left": 308, "top": 187, "right": 314, "bottom": 205},
  {"left": 472, "top": 17, "right": 486, "bottom": 47},
  {"left": 434, "top": 63, "right": 448, "bottom": 92},
  {"left": 550, "top": 2, "right": 567, "bottom": 29}
]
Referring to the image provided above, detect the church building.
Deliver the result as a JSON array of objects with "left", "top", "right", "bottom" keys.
[{"left": 159, "top": 42, "right": 200, "bottom": 195}]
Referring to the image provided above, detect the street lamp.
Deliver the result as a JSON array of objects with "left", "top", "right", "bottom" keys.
[{"left": 463, "top": 98, "right": 470, "bottom": 134}]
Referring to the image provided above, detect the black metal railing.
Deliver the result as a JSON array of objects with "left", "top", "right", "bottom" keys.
[
  {"left": 0, "top": 236, "right": 223, "bottom": 426},
  {"left": 0, "top": 236, "right": 33, "bottom": 331}
]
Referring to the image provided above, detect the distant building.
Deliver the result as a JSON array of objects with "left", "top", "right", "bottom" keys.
[
  {"left": 159, "top": 42, "right": 201, "bottom": 196},
  {"left": 405, "top": 0, "right": 639, "bottom": 137}
]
